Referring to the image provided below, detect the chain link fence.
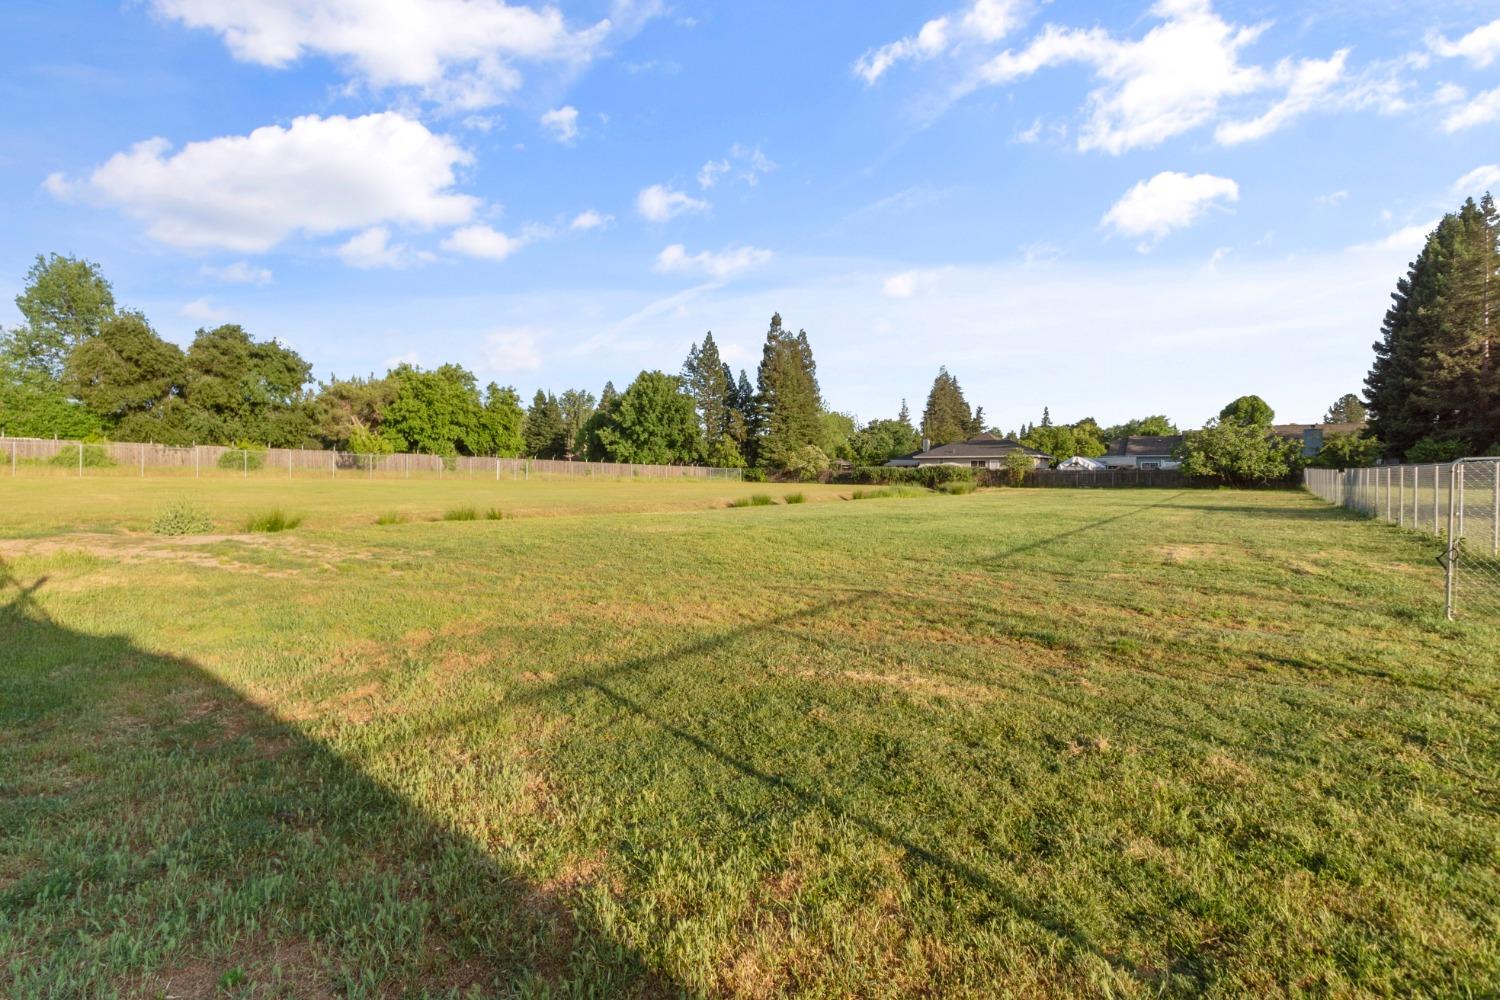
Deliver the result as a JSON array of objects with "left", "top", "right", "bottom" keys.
[
  {"left": 1304, "top": 458, "right": 1500, "bottom": 620},
  {"left": 0, "top": 436, "right": 744, "bottom": 483}
]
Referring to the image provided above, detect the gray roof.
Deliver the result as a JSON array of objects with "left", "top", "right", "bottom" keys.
[
  {"left": 1106, "top": 435, "right": 1185, "bottom": 456},
  {"left": 1271, "top": 422, "right": 1365, "bottom": 438},
  {"left": 913, "top": 437, "right": 1052, "bottom": 460}
]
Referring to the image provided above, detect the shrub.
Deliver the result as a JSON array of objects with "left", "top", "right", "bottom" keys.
[
  {"left": 939, "top": 480, "right": 976, "bottom": 495},
  {"left": 783, "top": 445, "right": 831, "bottom": 483},
  {"left": 1004, "top": 451, "right": 1032, "bottom": 486},
  {"left": 375, "top": 511, "right": 408, "bottom": 525},
  {"left": 849, "top": 488, "right": 891, "bottom": 500},
  {"left": 244, "top": 509, "right": 303, "bottom": 533},
  {"left": 741, "top": 468, "right": 767, "bottom": 483},
  {"left": 728, "top": 494, "right": 775, "bottom": 508},
  {"left": 152, "top": 501, "right": 213, "bottom": 536},
  {"left": 783, "top": 492, "right": 806, "bottom": 504},
  {"left": 49, "top": 442, "right": 115, "bottom": 468},
  {"left": 1406, "top": 435, "right": 1471, "bottom": 463},
  {"left": 483, "top": 508, "right": 506, "bottom": 520},
  {"left": 846, "top": 465, "right": 974, "bottom": 487},
  {"left": 443, "top": 506, "right": 479, "bottom": 521},
  {"left": 217, "top": 443, "right": 267, "bottom": 471}
]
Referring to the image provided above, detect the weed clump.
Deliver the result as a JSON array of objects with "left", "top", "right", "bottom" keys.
[
  {"left": 483, "top": 508, "right": 506, "bottom": 520},
  {"left": 783, "top": 492, "right": 807, "bottom": 504},
  {"left": 938, "top": 481, "right": 976, "bottom": 495},
  {"left": 849, "top": 488, "right": 891, "bottom": 500},
  {"left": 375, "top": 511, "right": 408, "bottom": 525},
  {"left": 152, "top": 501, "right": 213, "bottom": 536},
  {"left": 244, "top": 509, "right": 303, "bottom": 533},
  {"left": 728, "top": 494, "right": 775, "bottom": 508},
  {"left": 443, "top": 507, "right": 479, "bottom": 521}
]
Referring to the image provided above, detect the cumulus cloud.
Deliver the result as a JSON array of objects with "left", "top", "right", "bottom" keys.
[
  {"left": 180, "top": 297, "right": 230, "bottom": 322},
  {"left": 441, "top": 223, "right": 530, "bottom": 261},
  {"left": 697, "top": 158, "right": 729, "bottom": 189},
  {"left": 337, "top": 226, "right": 432, "bottom": 268},
  {"left": 1443, "top": 86, "right": 1500, "bottom": 132},
  {"left": 1454, "top": 164, "right": 1500, "bottom": 195},
  {"left": 48, "top": 113, "right": 477, "bottom": 253},
  {"left": 636, "top": 184, "right": 709, "bottom": 222},
  {"left": 1102, "top": 171, "right": 1239, "bottom": 242},
  {"left": 882, "top": 270, "right": 941, "bottom": 298},
  {"left": 854, "top": 0, "right": 1025, "bottom": 84},
  {"left": 1429, "top": 18, "right": 1500, "bottom": 68},
  {"left": 149, "top": 0, "right": 654, "bottom": 110},
  {"left": 540, "top": 105, "right": 579, "bottom": 143},
  {"left": 200, "top": 260, "right": 273, "bottom": 284},
  {"left": 1215, "top": 50, "right": 1348, "bottom": 145},
  {"left": 654, "top": 244, "right": 771, "bottom": 279},
  {"left": 569, "top": 209, "right": 611, "bottom": 231},
  {"left": 481, "top": 328, "right": 543, "bottom": 371},
  {"left": 1352, "top": 219, "right": 1439, "bottom": 253}
]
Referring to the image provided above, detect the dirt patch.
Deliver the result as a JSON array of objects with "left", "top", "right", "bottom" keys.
[
  {"left": 1159, "top": 543, "right": 1227, "bottom": 563},
  {"left": 0, "top": 533, "right": 304, "bottom": 579},
  {"left": 130, "top": 935, "right": 335, "bottom": 999}
]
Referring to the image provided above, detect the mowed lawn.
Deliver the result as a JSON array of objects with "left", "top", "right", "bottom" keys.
[{"left": 1, "top": 481, "right": 1497, "bottom": 998}]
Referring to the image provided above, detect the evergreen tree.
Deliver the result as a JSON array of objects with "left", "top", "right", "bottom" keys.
[
  {"left": 1324, "top": 394, "right": 1368, "bottom": 424},
  {"left": 522, "top": 389, "right": 567, "bottom": 458},
  {"left": 1040, "top": 406, "right": 1052, "bottom": 428},
  {"left": 682, "top": 333, "right": 731, "bottom": 449},
  {"left": 557, "top": 388, "right": 597, "bottom": 457},
  {"left": 920, "top": 367, "right": 974, "bottom": 445},
  {"left": 755, "top": 314, "right": 823, "bottom": 468},
  {"left": 898, "top": 398, "right": 912, "bottom": 427}
]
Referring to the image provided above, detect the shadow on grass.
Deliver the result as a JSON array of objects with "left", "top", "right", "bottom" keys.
[
  {"left": 978, "top": 492, "right": 1191, "bottom": 563},
  {"left": 0, "top": 563, "right": 687, "bottom": 998}
]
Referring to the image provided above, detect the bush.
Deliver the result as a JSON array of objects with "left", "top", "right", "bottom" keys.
[
  {"left": 217, "top": 443, "right": 267, "bottom": 471},
  {"left": 728, "top": 494, "right": 775, "bottom": 508},
  {"left": 244, "top": 509, "right": 303, "bottom": 533},
  {"left": 783, "top": 492, "right": 806, "bottom": 504},
  {"left": 443, "top": 506, "right": 479, "bottom": 521},
  {"left": 484, "top": 508, "right": 506, "bottom": 520},
  {"left": 152, "top": 501, "right": 213, "bottom": 536},
  {"left": 783, "top": 445, "right": 831, "bottom": 483},
  {"left": 49, "top": 442, "right": 115, "bottom": 468},
  {"left": 1003, "top": 451, "right": 1032, "bottom": 486},
  {"left": 375, "top": 511, "right": 408, "bottom": 525},
  {"left": 1406, "top": 436, "right": 1471, "bottom": 463},
  {"left": 939, "top": 480, "right": 976, "bottom": 495},
  {"left": 849, "top": 487, "right": 891, "bottom": 500},
  {"left": 741, "top": 468, "right": 767, "bottom": 483},
  {"left": 846, "top": 465, "right": 974, "bottom": 487}
]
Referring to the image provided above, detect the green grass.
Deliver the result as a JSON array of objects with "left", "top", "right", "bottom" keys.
[
  {"left": 374, "top": 510, "right": 408, "bottom": 526},
  {"left": 783, "top": 492, "right": 806, "bottom": 504},
  {"left": 243, "top": 508, "right": 304, "bottom": 533},
  {"left": 442, "top": 505, "right": 479, "bottom": 521},
  {"left": 728, "top": 493, "right": 775, "bottom": 507},
  {"left": 1, "top": 482, "right": 1497, "bottom": 997}
]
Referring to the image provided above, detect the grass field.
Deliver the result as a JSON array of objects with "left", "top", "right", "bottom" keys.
[{"left": 2, "top": 479, "right": 1497, "bottom": 998}]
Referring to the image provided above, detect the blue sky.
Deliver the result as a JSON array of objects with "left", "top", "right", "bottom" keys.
[{"left": 3, "top": 0, "right": 1499, "bottom": 431}]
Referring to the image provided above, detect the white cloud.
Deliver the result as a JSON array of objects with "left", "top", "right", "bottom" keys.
[
  {"left": 539, "top": 105, "right": 579, "bottom": 143},
  {"left": 1443, "top": 86, "right": 1500, "bottom": 132},
  {"left": 854, "top": 0, "right": 1025, "bottom": 84},
  {"left": 882, "top": 270, "right": 941, "bottom": 298},
  {"left": 1454, "top": 165, "right": 1500, "bottom": 195},
  {"left": 569, "top": 209, "right": 611, "bottom": 231},
  {"left": 635, "top": 184, "right": 709, "bottom": 222},
  {"left": 697, "top": 158, "right": 729, "bottom": 189},
  {"left": 1352, "top": 219, "right": 1439, "bottom": 253},
  {"left": 481, "top": 328, "right": 543, "bottom": 371},
  {"left": 50, "top": 113, "right": 477, "bottom": 253},
  {"left": 1429, "top": 18, "right": 1500, "bottom": 68},
  {"left": 1102, "top": 171, "right": 1240, "bottom": 241},
  {"left": 441, "top": 223, "right": 529, "bottom": 261},
  {"left": 180, "top": 297, "right": 230, "bottom": 323},
  {"left": 149, "top": 0, "right": 643, "bottom": 110},
  {"left": 200, "top": 260, "right": 273, "bottom": 284},
  {"left": 654, "top": 243, "right": 772, "bottom": 279},
  {"left": 1314, "top": 190, "right": 1348, "bottom": 207},
  {"left": 1215, "top": 50, "right": 1348, "bottom": 145},
  {"left": 337, "top": 226, "right": 432, "bottom": 269}
]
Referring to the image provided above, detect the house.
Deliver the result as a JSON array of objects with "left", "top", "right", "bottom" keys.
[
  {"left": 1099, "top": 435, "right": 1185, "bottom": 470},
  {"left": 1271, "top": 422, "right": 1365, "bottom": 457},
  {"left": 891, "top": 433, "right": 1052, "bottom": 470},
  {"left": 1057, "top": 455, "right": 1106, "bottom": 471}
]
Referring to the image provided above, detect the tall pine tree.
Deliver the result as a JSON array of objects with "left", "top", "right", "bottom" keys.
[
  {"left": 755, "top": 314, "right": 823, "bottom": 468},
  {"left": 920, "top": 367, "right": 974, "bottom": 446}
]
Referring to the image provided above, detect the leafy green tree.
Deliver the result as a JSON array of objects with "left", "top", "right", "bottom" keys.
[
  {"left": 1309, "top": 432, "right": 1382, "bottom": 468},
  {"left": 1004, "top": 450, "right": 1032, "bottom": 486},
  {"left": 479, "top": 384, "right": 525, "bottom": 457},
  {"left": 847, "top": 416, "right": 922, "bottom": 466},
  {"left": 64, "top": 311, "right": 184, "bottom": 423},
  {"left": 1218, "top": 395, "right": 1275, "bottom": 428},
  {"left": 1177, "top": 419, "right": 1302, "bottom": 485},
  {"left": 0, "top": 381, "right": 102, "bottom": 438},
  {"left": 820, "top": 410, "right": 858, "bottom": 462},
  {"left": 593, "top": 371, "right": 700, "bottom": 464},
  {"left": 383, "top": 363, "right": 487, "bottom": 456},
  {"left": 522, "top": 390, "right": 567, "bottom": 458},
  {"left": 557, "top": 389, "right": 596, "bottom": 457},
  {"left": 920, "top": 368, "right": 975, "bottom": 446},
  {"left": 6, "top": 253, "right": 116, "bottom": 383},
  {"left": 1323, "top": 394, "right": 1368, "bottom": 424},
  {"left": 181, "top": 325, "right": 313, "bottom": 445},
  {"left": 755, "top": 314, "right": 823, "bottom": 468},
  {"left": 312, "top": 374, "right": 397, "bottom": 449},
  {"left": 1405, "top": 435, "right": 1471, "bottom": 463},
  {"left": 1102, "top": 415, "right": 1179, "bottom": 440},
  {"left": 784, "top": 444, "right": 831, "bottom": 482}
]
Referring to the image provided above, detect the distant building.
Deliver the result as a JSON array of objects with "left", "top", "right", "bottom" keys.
[
  {"left": 1271, "top": 422, "right": 1366, "bottom": 457},
  {"left": 1100, "top": 435, "right": 1185, "bottom": 470},
  {"left": 1057, "top": 455, "right": 1106, "bottom": 471},
  {"left": 891, "top": 432, "right": 1052, "bottom": 470}
]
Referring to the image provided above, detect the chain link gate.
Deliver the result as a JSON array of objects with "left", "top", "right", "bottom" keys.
[{"left": 1305, "top": 458, "right": 1500, "bottom": 620}]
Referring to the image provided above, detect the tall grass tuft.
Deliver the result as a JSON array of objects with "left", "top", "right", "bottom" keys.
[
  {"left": 728, "top": 494, "right": 776, "bottom": 508},
  {"left": 484, "top": 508, "right": 506, "bottom": 520},
  {"left": 849, "top": 488, "right": 891, "bottom": 500},
  {"left": 375, "top": 511, "right": 409, "bottom": 526},
  {"left": 938, "top": 481, "right": 976, "bottom": 495},
  {"left": 244, "top": 509, "right": 303, "bottom": 533},
  {"left": 783, "top": 492, "right": 806, "bottom": 504},
  {"left": 443, "top": 506, "right": 479, "bottom": 521}
]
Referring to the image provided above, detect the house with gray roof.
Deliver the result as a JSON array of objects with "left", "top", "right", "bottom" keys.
[
  {"left": 889, "top": 433, "right": 1052, "bottom": 470},
  {"left": 1100, "top": 435, "right": 1185, "bottom": 470}
]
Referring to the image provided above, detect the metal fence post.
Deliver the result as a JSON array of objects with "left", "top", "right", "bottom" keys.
[
  {"left": 1445, "top": 464, "right": 1459, "bottom": 621},
  {"left": 78, "top": 440, "right": 83, "bottom": 478},
  {"left": 1493, "top": 467, "right": 1499, "bottom": 557},
  {"left": 1399, "top": 466, "right": 1405, "bottom": 527}
]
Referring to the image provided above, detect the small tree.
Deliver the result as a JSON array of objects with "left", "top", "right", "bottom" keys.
[
  {"left": 1309, "top": 432, "right": 1382, "bottom": 468},
  {"left": 1004, "top": 450, "right": 1032, "bottom": 486},
  {"left": 1324, "top": 393, "right": 1368, "bottom": 424},
  {"left": 784, "top": 444, "right": 830, "bottom": 482},
  {"left": 1177, "top": 421, "right": 1302, "bottom": 485},
  {"left": 1218, "top": 395, "right": 1275, "bottom": 428}
]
